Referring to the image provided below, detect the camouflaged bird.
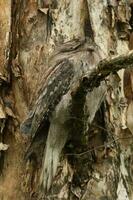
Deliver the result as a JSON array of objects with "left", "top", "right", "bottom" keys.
[{"left": 20, "top": 39, "right": 106, "bottom": 191}]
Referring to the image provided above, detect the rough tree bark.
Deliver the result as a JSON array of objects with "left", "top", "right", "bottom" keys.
[{"left": 0, "top": 0, "right": 133, "bottom": 200}]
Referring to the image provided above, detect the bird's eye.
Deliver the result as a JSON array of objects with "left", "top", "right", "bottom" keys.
[{"left": 82, "top": 76, "right": 89, "bottom": 84}]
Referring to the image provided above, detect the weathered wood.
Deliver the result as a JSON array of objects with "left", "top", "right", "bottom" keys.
[
  {"left": 81, "top": 50, "right": 133, "bottom": 91},
  {"left": 1, "top": 0, "right": 133, "bottom": 199}
]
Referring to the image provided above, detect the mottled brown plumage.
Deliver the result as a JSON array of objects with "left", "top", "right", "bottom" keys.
[
  {"left": 20, "top": 59, "right": 74, "bottom": 138},
  {"left": 20, "top": 39, "right": 106, "bottom": 191}
]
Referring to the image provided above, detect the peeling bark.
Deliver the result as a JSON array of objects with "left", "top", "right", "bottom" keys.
[{"left": 0, "top": 0, "right": 133, "bottom": 200}]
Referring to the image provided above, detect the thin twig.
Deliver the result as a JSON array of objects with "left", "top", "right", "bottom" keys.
[{"left": 66, "top": 135, "right": 133, "bottom": 157}]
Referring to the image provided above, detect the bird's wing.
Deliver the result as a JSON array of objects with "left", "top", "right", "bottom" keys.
[{"left": 20, "top": 59, "right": 74, "bottom": 138}]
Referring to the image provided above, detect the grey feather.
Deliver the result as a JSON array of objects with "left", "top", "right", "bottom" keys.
[
  {"left": 20, "top": 59, "right": 74, "bottom": 138},
  {"left": 20, "top": 40, "right": 106, "bottom": 191}
]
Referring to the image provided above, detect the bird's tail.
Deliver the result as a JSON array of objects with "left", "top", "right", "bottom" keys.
[{"left": 40, "top": 122, "right": 68, "bottom": 191}]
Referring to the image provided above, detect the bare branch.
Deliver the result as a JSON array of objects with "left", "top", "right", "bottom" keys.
[{"left": 82, "top": 50, "right": 133, "bottom": 91}]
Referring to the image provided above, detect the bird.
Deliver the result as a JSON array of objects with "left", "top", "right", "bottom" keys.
[{"left": 20, "top": 38, "right": 106, "bottom": 191}]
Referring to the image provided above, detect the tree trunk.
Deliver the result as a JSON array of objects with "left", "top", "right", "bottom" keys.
[{"left": 0, "top": 0, "right": 133, "bottom": 199}]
